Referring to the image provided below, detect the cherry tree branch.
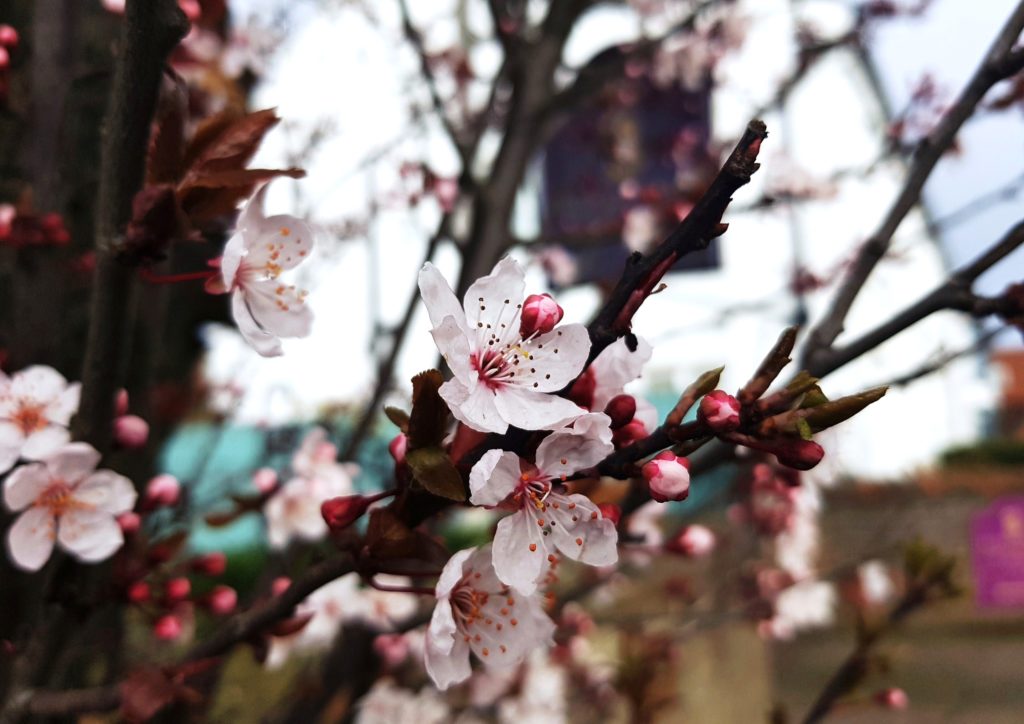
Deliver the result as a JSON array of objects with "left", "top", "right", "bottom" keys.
[{"left": 802, "top": 1, "right": 1024, "bottom": 369}]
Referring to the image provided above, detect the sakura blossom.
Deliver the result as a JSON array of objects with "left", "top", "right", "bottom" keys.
[
  {"left": 0, "top": 365, "right": 81, "bottom": 474},
  {"left": 355, "top": 679, "right": 451, "bottom": 724},
  {"left": 578, "top": 336, "right": 659, "bottom": 431},
  {"left": 424, "top": 545, "right": 556, "bottom": 690},
  {"left": 216, "top": 184, "right": 316, "bottom": 357},
  {"left": 418, "top": 257, "right": 590, "bottom": 434},
  {"left": 2, "top": 442, "right": 136, "bottom": 571},
  {"left": 469, "top": 413, "right": 618, "bottom": 594},
  {"left": 266, "top": 574, "right": 361, "bottom": 668},
  {"left": 263, "top": 427, "right": 355, "bottom": 549}
]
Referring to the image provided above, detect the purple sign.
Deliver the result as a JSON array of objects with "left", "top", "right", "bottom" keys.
[{"left": 970, "top": 497, "right": 1024, "bottom": 609}]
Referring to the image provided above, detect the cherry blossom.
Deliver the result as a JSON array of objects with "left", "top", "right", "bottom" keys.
[
  {"left": 3, "top": 442, "right": 136, "bottom": 571},
  {"left": 582, "top": 336, "right": 659, "bottom": 431},
  {"left": 469, "top": 414, "right": 618, "bottom": 594},
  {"left": 266, "top": 575, "right": 361, "bottom": 668},
  {"left": 424, "top": 545, "right": 556, "bottom": 690},
  {"left": 263, "top": 428, "right": 355, "bottom": 549},
  {"left": 216, "top": 184, "right": 316, "bottom": 357},
  {"left": 418, "top": 257, "right": 590, "bottom": 434},
  {"left": 355, "top": 680, "right": 451, "bottom": 724},
  {"left": 0, "top": 365, "right": 81, "bottom": 474}
]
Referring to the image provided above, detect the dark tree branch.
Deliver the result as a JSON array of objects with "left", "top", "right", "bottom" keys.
[
  {"left": 803, "top": 1, "right": 1024, "bottom": 368},
  {"left": 72, "top": 0, "right": 189, "bottom": 452}
]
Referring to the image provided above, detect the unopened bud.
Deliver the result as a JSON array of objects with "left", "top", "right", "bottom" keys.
[
  {"left": 597, "top": 503, "right": 621, "bottom": 526},
  {"left": 0, "top": 47, "right": 8, "bottom": 71},
  {"left": 252, "top": 467, "right": 278, "bottom": 494},
  {"left": 604, "top": 394, "right": 636, "bottom": 429},
  {"left": 271, "top": 577, "right": 292, "bottom": 596},
  {"left": 114, "top": 414, "right": 149, "bottom": 449},
  {"left": 208, "top": 585, "right": 238, "bottom": 615},
  {"left": 773, "top": 439, "right": 825, "bottom": 471},
  {"left": 388, "top": 433, "right": 407, "bottom": 465},
  {"left": 145, "top": 474, "right": 181, "bottom": 508},
  {"left": 698, "top": 390, "right": 741, "bottom": 433},
  {"left": 117, "top": 511, "right": 141, "bottom": 535},
  {"left": 193, "top": 552, "right": 227, "bottom": 576},
  {"left": 520, "top": 293, "right": 564, "bottom": 337},
  {"left": 0, "top": 25, "right": 19, "bottom": 50},
  {"left": 127, "top": 580, "right": 151, "bottom": 604},
  {"left": 153, "top": 614, "right": 183, "bottom": 641},
  {"left": 166, "top": 577, "right": 191, "bottom": 602},
  {"left": 612, "top": 419, "right": 648, "bottom": 449},
  {"left": 667, "top": 524, "right": 716, "bottom": 557},
  {"left": 373, "top": 633, "right": 410, "bottom": 668},
  {"left": 321, "top": 495, "right": 371, "bottom": 531},
  {"left": 115, "top": 388, "right": 130, "bottom": 416},
  {"left": 642, "top": 451, "right": 691, "bottom": 503},
  {"left": 874, "top": 688, "right": 909, "bottom": 710},
  {"left": 567, "top": 369, "right": 596, "bottom": 409}
]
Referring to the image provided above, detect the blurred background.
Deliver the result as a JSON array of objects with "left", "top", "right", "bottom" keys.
[{"left": 1, "top": 0, "right": 1023, "bottom": 721}]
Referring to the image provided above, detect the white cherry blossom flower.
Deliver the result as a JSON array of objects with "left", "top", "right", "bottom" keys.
[
  {"left": 469, "top": 414, "right": 618, "bottom": 594},
  {"left": 263, "top": 428, "right": 354, "bottom": 549},
  {"left": 0, "top": 366, "right": 81, "bottom": 474},
  {"left": 424, "top": 545, "right": 555, "bottom": 690},
  {"left": 3, "top": 442, "right": 136, "bottom": 571},
  {"left": 218, "top": 184, "right": 315, "bottom": 357},
  {"left": 355, "top": 680, "right": 451, "bottom": 724},
  {"left": 590, "top": 336, "right": 659, "bottom": 430},
  {"left": 418, "top": 257, "right": 590, "bottom": 434}
]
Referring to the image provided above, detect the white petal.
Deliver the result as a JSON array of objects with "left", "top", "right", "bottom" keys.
[
  {"left": 549, "top": 493, "right": 618, "bottom": 566},
  {"left": 493, "top": 387, "right": 585, "bottom": 431},
  {"left": 0, "top": 421, "right": 25, "bottom": 474},
  {"left": 591, "top": 336, "right": 653, "bottom": 411},
  {"left": 243, "top": 214, "right": 315, "bottom": 273},
  {"left": 427, "top": 597, "right": 458, "bottom": 656},
  {"left": 469, "top": 450, "right": 521, "bottom": 507},
  {"left": 3, "top": 462, "right": 51, "bottom": 511},
  {"left": 437, "top": 547, "right": 474, "bottom": 598},
  {"left": 535, "top": 413, "right": 614, "bottom": 476},
  {"left": 232, "top": 290, "right": 284, "bottom": 357},
  {"left": 21, "top": 425, "right": 70, "bottom": 461},
  {"left": 462, "top": 257, "right": 525, "bottom": 334},
  {"left": 431, "top": 315, "right": 472, "bottom": 381},
  {"left": 57, "top": 509, "right": 124, "bottom": 563},
  {"left": 73, "top": 471, "right": 137, "bottom": 515},
  {"left": 43, "top": 443, "right": 101, "bottom": 485},
  {"left": 10, "top": 366, "right": 67, "bottom": 404},
  {"left": 244, "top": 282, "right": 313, "bottom": 338},
  {"left": 425, "top": 631, "right": 472, "bottom": 690},
  {"left": 513, "top": 323, "right": 591, "bottom": 392},
  {"left": 47, "top": 382, "right": 81, "bottom": 426},
  {"left": 635, "top": 396, "right": 660, "bottom": 431},
  {"left": 220, "top": 232, "right": 246, "bottom": 287},
  {"left": 418, "top": 262, "right": 467, "bottom": 332},
  {"left": 492, "top": 511, "right": 545, "bottom": 595},
  {"left": 0, "top": 444, "right": 19, "bottom": 476},
  {"left": 6, "top": 508, "right": 56, "bottom": 571},
  {"left": 442, "top": 380, "right": 506, "bottom": 434}
]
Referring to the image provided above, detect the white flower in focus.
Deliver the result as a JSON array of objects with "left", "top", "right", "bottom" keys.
[
  {"left": 263, "top": 428, "right": 354, "bottom": 549},
  {"left": 0, "top": 366, "right": 81, "bottom": 474},
  {"left": 418, "top": 257, "right": 590, "bottom": 433},
  {"left": 3, "top": 443, "right": 136, "bottom": 571},
  {"left": 589, "top": 336, "right": 659, "bottom": 430},
  {"left": 218, "top": 184, "right": 315, "bottom": 357},
  {"left": 355, "top": 680, "right": 450, "bottom": 724},
  {"left": 424, "top": 546, "right": 556, "bottom": 690},
  {"left": 266, "top": 575, "right": 361, "bottom": 668},
  {"left": 469, "top": 414, "right": 618, "bottom": 594}
]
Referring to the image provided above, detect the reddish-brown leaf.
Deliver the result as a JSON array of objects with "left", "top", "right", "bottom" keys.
[
  {"left": 180, "top": 108, "right": 281, "bottom": 188},
  {"left": 120, "top": 667, "right": 176, "bottom": 723}
]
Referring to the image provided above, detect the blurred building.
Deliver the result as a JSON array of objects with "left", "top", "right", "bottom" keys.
[{"left": 993, "top": 349, "right": 1024, "bottom": 439}]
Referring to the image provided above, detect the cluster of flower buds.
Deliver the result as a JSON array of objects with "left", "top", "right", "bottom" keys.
[
  {"left": 642, "top": 451, "right": 691, "bottom": 503},
  {"left": 0, "top": 204, "right": 71, "bottom": 248},
  {"left": 730, "top": 463, "right": 799, "bottom": 537},
  {"left": 111, "top": 389, "right": 150, "bottom": 450}
]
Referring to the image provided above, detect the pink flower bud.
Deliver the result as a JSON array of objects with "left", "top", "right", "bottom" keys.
[
  {"left": 567, "top": 368, "right": 596, "bottom": 409},
  {"left": 874, "top": 688, "right": 909, "bottom": 710},
  {"left": 153, "top": 614, "right": 183, "bottom": 641},
  {"left": 597, "top": 503, "right": 621, "bottom": 526},
  {"left": 0, "top": 25, "right": 19, "bottom": 50},
  {"left": 667, "top": 525, "right": 716, "bottom": 557},
  {"left": 772, "top": 439, "right": 825, "bottom": 471},
  {"left": 145, "top": 474, "right": 181, "bottom": 507},
  {"left": 117, "top": 511, "right": 141, "bottom": 534},
  {"left": 271, "top": 577, "right": 292, "bottom": 596},
  {"left": 321, "top": 495, "right": 371, "bottom": 531},
  {"left": 642, "top": 451, "right": 691, "bottom": 503},
  {"left": 252, "top": 467, "right": 278, "bottom": 494},
  {"left": 604, "top": 394, "right": 637, "bottom": 429},
  {"left": 179, "top": 0, "right": 201, "bottom": 22},
  {"left": 114, "top": 414, "right": 149, "bottom": 449},
  {"left": 612, "top": 419, "right": 648, "bottom": 449},
  {"left": 0, "top": 47, "right": 8, "bottom": 71},
  {"left": 520, "top": 293, "right": 564, "bottom": 337},
  {"left": 388, "top": 433, "right": 407, "bottom": 465},
  {"left": 193, "top": 552, "right": 227, "bottom": 576},
  {"left": 373, "top": 633, "right": 410, "bottom": 668},
  {"left": 208, "top": 585, "right": 238, "bottom": 615},
  {"left": 166, "top": 577, "right": 191, "bottom": 603},
  {"left": 115, "top": 388, "right": 130, "bottom": 416},
  {"left": 698, "top": 390, "right": 741, "bottom": 433},
  {"left": 127, "top": 581, "right": 151, "bottom": 604}
]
